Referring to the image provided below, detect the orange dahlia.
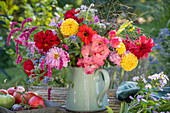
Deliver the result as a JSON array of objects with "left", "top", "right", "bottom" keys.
[{"left": 77, "top": 24, "right": 97, "bottom": 45}]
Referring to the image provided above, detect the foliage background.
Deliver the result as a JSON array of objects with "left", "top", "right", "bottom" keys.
[{"left": 0, "top": 0, "right": 169, "bottom": 88}]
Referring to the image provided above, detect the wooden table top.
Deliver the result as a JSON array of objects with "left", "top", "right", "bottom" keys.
[{"left": 29, "top": 86, "right": 121, "bottom": 113}]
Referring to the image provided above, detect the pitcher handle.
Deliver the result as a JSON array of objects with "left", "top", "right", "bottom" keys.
[{"left": 95, "top": 69, "right": 110, "bottom": 107}]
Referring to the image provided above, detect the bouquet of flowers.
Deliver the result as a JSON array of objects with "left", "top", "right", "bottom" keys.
[{"left": 7, "top": 4, "right": 155, "bottom": 85}]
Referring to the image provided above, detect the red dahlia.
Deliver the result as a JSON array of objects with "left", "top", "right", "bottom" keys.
[
  {"left": 77, "top": 24, "right": 97, "bottom": 45},
  {"left": 64, "top": 9, "right": 84, "bottom": 24},
  {"left": 34, "top": 30, "right": 60, "bottom": 52},
  {"left": 23, "top": 59, "right": 48, "bottom": 80},
  {"left": 123, "top": 35, "right": 155, "bottom": 60},
  {"left": 23, "top": 59, "right": 34, "bottom": 77}
]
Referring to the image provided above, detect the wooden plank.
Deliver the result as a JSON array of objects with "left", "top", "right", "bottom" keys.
[{"left": 29, "top": 86, "right": 121, "bottom": 113}]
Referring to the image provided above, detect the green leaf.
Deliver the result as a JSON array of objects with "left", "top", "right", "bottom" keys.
[
  {"left": 75, "top": 50, "right": 80, "bottom": 56},
  {"left": 79, "top": 23, "right": 84, "bottom": 26},
  {"left": 36, "top": 7, "right": 41, "bottom": 12},
  {"left": 141, "top": 99, "right": 148, "bottom": 104},
  {"left": 148, "top": 100, "right": 155, "bottom": 105},
  {"left": 119, "top": 102, "right": 130, "bottom": 113},
  {"left": 105, "top": 105, "right": 114, "bottom": 113},
  {"left": 124, "top": 102, "right": 129, "bottom": 113},
  {"left": 34, "top": 47, "right": 38, "bottom": 54},
  {"left": 12, "top": 5, "right": 19, "bottom": 10},
  {"left": 5, "top": 49, "right": 14, "bottom": 55},
  {"left": 18, "top": 17, "right": 24, "bottom": 21},
  {"left": 64, "top": 67, "right": 73, "bottom": 82}
]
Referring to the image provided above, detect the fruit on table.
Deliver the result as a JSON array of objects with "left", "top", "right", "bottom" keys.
[
  {"left": 19, "top": 92, "right": 37, "bottom": 104},
  {"left": 0, "top": 94, "right": 15, "bottom": 109},
  {"left": 13, "top": 91, "right": 23, "bottom": 104},
  {"left": 11, "top": 104, "right": 23, "bottom": 111},
  {"left": 0, "top": 89, "right": 8, "bottom": 94},
  {"left": 7, "top": 86, "right": 25, "bottom": 95},
  {"left": 28, "top": 96, "right": 46, "bottom": 109}
]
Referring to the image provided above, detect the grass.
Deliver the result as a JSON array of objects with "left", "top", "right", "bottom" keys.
[{"left": 0, "top": 67, "right": 28, "bottom": 89}]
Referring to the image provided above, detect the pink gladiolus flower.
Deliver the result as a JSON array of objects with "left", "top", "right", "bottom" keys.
[
  {"left": 16, "top": 55, "right": 23, "bottom": 64},
  {"left": 14, "top": 39, "right": 22, "bottom": 55},
  {"left": 40, "top": 59, "right": 44, "bottom": 70},
  {"left": 7, "top": 18, "right": 33, "bottom": 46},
  {"left": 126, "top": 34, "right": 129, "bottom": 40},
  {"left": 137, "top": 28, "right": 140, "bottom": 35},
  {"left": 109, "top": 30, "right": 116, "bottom": 38},
  {"left": 48, "top": 65, "right": 52, "bottom": 78},
  {"left": 23, "top": 28, "right": 30, "bottom": 32},
  {"left": 62, "top": 44, "right": 69, "bottom": 50},
  {"left": 7, "top": 28, "right": 20, "bottom": 46},
  {"left": 109, "top": 36, "right": 122, "bottom": 48},
  {"left": 20, "top": 18, "right": 33, "bottom": 30},
  {"left": 109, "top": 51, "right": 122, "bottom": 67},
  {"left": 16, "top": 43, "right": 19, "bottom": 55},
  {"left": 45, "top": 47, "right": 70, "bottom": 70},
  {"left": 11, "top": 22, "right": 18, "bottom": 30}
]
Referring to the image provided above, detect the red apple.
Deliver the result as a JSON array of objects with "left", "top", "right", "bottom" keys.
[
  {"left": 13, "top": 91, "right": 23, "bottom": 104},
  {"left": 19, "top": 92, "right": 37, "bottom": 104},
  {"left": 28, "top": 96, "right": 46, "bottom": 109},
  {"left": 0, "top": 89, "right": 8, "bottom": 94},
  {"left": 7, "top": 86, "right": 25, "bottom": 95},
  {"left": 16, "top": 86, "right": 25, "bottom": 91},
  {"left": 7, "top": 88, "right": 17, "bottom": 95}
]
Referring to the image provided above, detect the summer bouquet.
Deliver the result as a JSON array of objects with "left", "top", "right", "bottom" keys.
[{"left": 7, "top": 4, "right": 155, "bottom": 86}]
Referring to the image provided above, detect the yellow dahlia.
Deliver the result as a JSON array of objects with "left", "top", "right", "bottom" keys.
[
  {"left": 116, "top": 42, "right": 126, "bottom": 55},
  {"left": 60, "top": 18, "right": 79, "bottom": 37},
  {"left": 120, "top": 52, "right": 138, "bottom": 71}
]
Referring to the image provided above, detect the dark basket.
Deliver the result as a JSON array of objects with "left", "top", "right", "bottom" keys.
[{"left": 0, "top": 100, "right": 61, "bottom": 113}]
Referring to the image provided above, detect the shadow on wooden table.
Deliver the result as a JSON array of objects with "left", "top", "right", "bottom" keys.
[{"left": 29, "top": 86, "right": 121, "bottom": 113}]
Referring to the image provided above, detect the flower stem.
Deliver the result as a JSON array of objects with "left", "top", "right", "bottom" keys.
[
  {"left": 48, "top": 88, "right": 51, "bottom": 100},
  {"left": 76, "top": 42, "right": 80, "bottom": 49}
]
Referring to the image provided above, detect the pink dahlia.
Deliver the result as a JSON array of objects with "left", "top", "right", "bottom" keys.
[
  {"left": 45, "top": 47, "right": 70, "bottom": 70},
  {"left": 77, "top": 58, "right": 84, "bottom": 67},
  {"left": 81, "top": 44, "right": 93, "bottom": 58},
  {"left": 92, "top": 53, "right": 105, "bottom": 66},
  {"left": 100, "top": 47, "right": 110, "bottom": 59},
  {"left": 109, "top": 30, "right": 116, "bottom": 38},
  {"left": 109, "top": 36, "right": 122, "bottom": 48},
  {"left": 79, "top": 35, "right": 111, "bottom": 74},
  {"left": 109, "top": 51, "right": 122, "bottom": 67},
  {"left": 83, "top": 57, "right": 99, "bottom": 74},
  {"left": 91, "top": 34, "right": 109, "bottom": 53}
]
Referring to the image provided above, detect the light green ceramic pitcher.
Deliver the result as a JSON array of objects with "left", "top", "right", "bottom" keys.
[{"left": 66, "top": 67, "right": 110, "bottom": 112}]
